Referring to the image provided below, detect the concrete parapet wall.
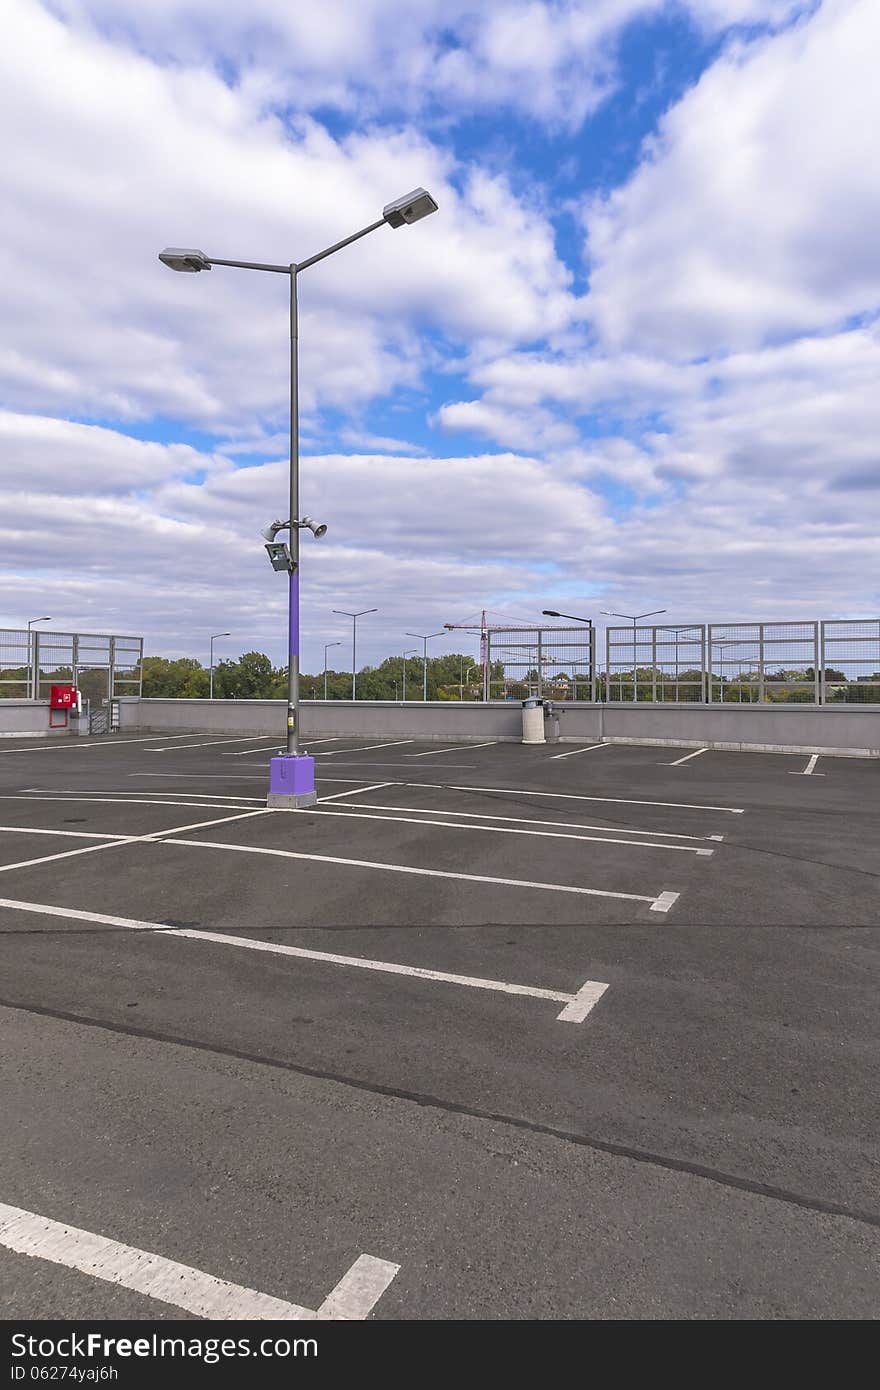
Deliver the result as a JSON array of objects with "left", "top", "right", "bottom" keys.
[
  {"left": 116, "top": 698, "right": 880, "bottom": 755},
  {"left": 599, "top": 703, "right": 880, "bottom": 756},
  {"left": 0, "top": 701, "right": 70, "bottom": 737}
]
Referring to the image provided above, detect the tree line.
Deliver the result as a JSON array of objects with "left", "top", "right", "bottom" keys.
[{"left": 142, "top": 651, "right": 487, "bottom": 702}]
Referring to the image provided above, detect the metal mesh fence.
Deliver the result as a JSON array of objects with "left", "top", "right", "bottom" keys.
[
  {"left": 708, "top": 622, "right": 819, "bottom": 703},
  {"left": 0, "top": 628, "right": 143, "bottom": 700},
  {"left": 604, "top": 619, "right": 879, "bottom": 704},
  {"left": 606, "top": 624, "right": 706, "bottom": 702},
  {"left": 821, "top": 620, "right": 880, "bottom": 702},
  {"left": 486, "top": 626, "right": 594, "bottom": 702},
  {"left": 0, "top": 629, "right": 30, "bottom": 698}
]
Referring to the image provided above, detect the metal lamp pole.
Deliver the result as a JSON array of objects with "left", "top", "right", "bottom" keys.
[
  {"left": 27, "top": 617, "right": 51, "bottom": 701},
  {"left": 601, "top": 609, "right": 666, "bottom": 703},
  {"left": 333, "top": 609, "right": 377, "bottom": 701},
  {"left": 543, "top": 608, "right": 593, "bottom": 702},
  {"left": 402, "top": 648, "right": 418, "bottom": 703},
  {"left": 209, "top": 631, "right": 230, "bottom": 701},
  {"left": 323, "top": 640, "right": 342, "bottom": 701},
  {"left": 406, "top": 631, "right": 445, "bottom": 701},
  {"left": 159, "top": 188, "right": 438, "bottom": 808}
]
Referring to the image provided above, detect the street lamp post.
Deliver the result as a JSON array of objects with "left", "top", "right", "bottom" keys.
[
  {"left": 542, "top": 608, "right": 594, "bottom": 702},
  {"left": 209, "top": 632, "right": 230, "bottom": 701},
  {"left": 323, "top": 640, "right": 342, "bottom": 701},
  {"left": 27, "top": 617, "right": 51, "bottom": 701},
  {"left": 159, "top": 187, "right": 438, "bottom": 808},
  {"left": 332, "top": 609, "right": 377, "bottom": 701},
  {"left": 402, "top": 648, "right": 418, "bottom": 703},
  {"left": 600, "top": 609, "right": 666, "bottom": 703},
  {"left": 406, "top": 631, "right": 445, "bottom": 701}
]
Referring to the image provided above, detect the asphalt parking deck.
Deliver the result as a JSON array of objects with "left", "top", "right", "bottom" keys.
[{"left": 1, "top": 731, "right": 878, "bottom": 1319}]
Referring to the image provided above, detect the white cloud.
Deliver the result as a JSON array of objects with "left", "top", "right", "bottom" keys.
[
  {"left": 0, "top": 0, "right": 579, "bottom": 434},
  {"left": 44, "top": 1, "right": 796, "bottom": 130},
  {"left": 583, "top": 0, "right": 880, "bottom": 354},
  {"left": 0, "top": 410, "right": 606, "bottom": 664},
  {"left": 2, "top": 0, "right": 877, "bottom": 665}
]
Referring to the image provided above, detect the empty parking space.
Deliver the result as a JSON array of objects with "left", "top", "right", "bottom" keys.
[{"left": 1, "top": 732, "right": 877, "bottom": 1319}]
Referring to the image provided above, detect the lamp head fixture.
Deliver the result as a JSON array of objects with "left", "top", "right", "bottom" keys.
[
  {"left": 264, "top": 541, "right": 295, "bottom": 573},
  {"left": 383, "top": 188, "right": 438, "bottom": 228},
  {"left": 159, "top": 247, "right": 211, "bottom": 272}
]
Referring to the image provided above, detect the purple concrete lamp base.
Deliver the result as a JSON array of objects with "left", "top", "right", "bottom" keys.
[{"left": 267, "top": 754, "right": 317, "bottom": 809}]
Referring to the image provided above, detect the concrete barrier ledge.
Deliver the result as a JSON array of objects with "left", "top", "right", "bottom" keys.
[{"left": 601, "top": 736, "right": 879, "bottom": 758}]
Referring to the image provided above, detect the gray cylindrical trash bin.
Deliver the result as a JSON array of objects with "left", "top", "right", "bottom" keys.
[{"left": 521, "top": 695, "right": 545, "bottom": 744}]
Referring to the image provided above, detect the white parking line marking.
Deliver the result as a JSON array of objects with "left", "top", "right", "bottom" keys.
[
  {"left": 0, "top": 734, "right": 216, "bottom": 755},
  {"left": 314, "top": 800, "right": 720, "bottom": 842},
  {"left": 132, "top": 773, "right": 276, "bottom": 781},
  {"left": 147, "top": 736, "right": 281, "bottom": 752},
  {"left": 548, "top": 743, "right": 608, "bottom": 761},
  {"left": 0, "top": 826, "right": 129, "bottom": 842},
  {"left": 130, "top": 774, "right": 379, "bottom": 783},
  {"left": 652, "top": 891, "right": 680, "bottom": 913},
  {"left": 312, "top": 806, "right": 713, "bottom": 854},
  {"left": 7, "top": 794, "right": 265, "bottom": 813},
  {"left": 0, "top": 809, "right": 271, "bottom": 875},
  {"left": 316, "top": 1255, "right": 401, "bottom": 1319},
  {"left": 556, "top": 979, "right": 611, "bottom": 1023},
  {"left": 0, "top": 898, "right": 610, "bottom": 1023},
  {"left": 789, "top": 754, "right": 825, "bottom": 776},
  {"left": 25, "top": 787, "right": 271, "bottom": 803},
  {"left": 157, "top": 838, "right": 676, "bottom": 911},
  {"left": 0, "top": 1202, "right": 397, "bottom": 1320},
  {"left": 0, "top": 839, "right": 138, "bottom": 875},
  {"left": 142, "top": 810, "right": 272, "bottom": 839},
  {"left": 316, "top": 741, "right": 416, "bottom": 757},
  {"left": 404, "top": 742, "right": 497, "bottom": 757},
  {"left": 317, "top": 783, "right": 395, "bottom": 802},
  {"left": 221, "top": 745, "right": 281, "bottom": 755},
  {"left": 426, "top": 783, "right": 744, "bottom": 813},
  {"left": 222, "top": 737, "right": 346, "bottom": 756},
  {"left": 666, "top": 748, "right": 708, "bottom": 766}
]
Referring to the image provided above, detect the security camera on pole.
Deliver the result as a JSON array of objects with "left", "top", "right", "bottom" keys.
[{"left": 159, "top": 188, "right": 438, "bottom": 808}]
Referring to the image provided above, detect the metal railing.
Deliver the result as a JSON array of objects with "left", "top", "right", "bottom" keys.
[
  {"left": 0, "top": 628, "right": 143, "bottom": 701},
  {"left": 604, "top": 619, "right": 880, "bottom": 703},
  {"left": 485, "top": 626, "right": 595, "bottom": 702}
]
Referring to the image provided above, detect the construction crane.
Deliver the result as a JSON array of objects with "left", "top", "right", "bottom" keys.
[
  {"left": 443, "top": 610, "right": 488, "bottom": 698},
  {"left": 444, "top": 610, "right": 556, "bottom": 699}
]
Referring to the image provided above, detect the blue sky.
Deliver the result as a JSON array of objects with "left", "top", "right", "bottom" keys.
[{"left": 1, "top": 0, "right": 877, "bottom": 670}]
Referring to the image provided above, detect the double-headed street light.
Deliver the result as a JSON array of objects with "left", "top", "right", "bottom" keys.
[
  {"left": 160, "top": 187, "right": 438, "bottom": 807},
  {"left": 209, "top": 632, "right": 230, "bottom": 700},
  {"left": 406, "top": 631, "right": 445, "bottom": 702},
  {"left": 332, "top": 609, "right": 378, "bottom": 701}
]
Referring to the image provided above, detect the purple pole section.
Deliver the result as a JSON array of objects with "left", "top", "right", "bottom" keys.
[{"left": 289, "top": 569, "right": 299, "bottom": 657}]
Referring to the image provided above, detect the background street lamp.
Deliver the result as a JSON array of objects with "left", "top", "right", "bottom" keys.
[
  {"left": 543, "top": 610, "right": 593, "bottom": 701},
  {"left": 542, "top": 609, "right": 591, "bottom": 624},
  {"left": 27, "top": 617, "right": 51, "bottom": 700},
  {"left": 406, "top": 631, "right": 445, "bottom": 701},
  {"left": 332, "top": 609, "right": 378, "bottom": 701},
  {"left": 209, "top": 632, "right": 230, "bottom": 701},
  {"left": 160, "top": 187, "right": 437, "bottom": 808},
  {"left": 323, "top": 640, "right": 342, "bottom": 700},
  {"left": 601, "top": 608, "right": 666, "bottom": 703},
  {"left": 402, "top": 648, "right": 419, "bottom": 702}
]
